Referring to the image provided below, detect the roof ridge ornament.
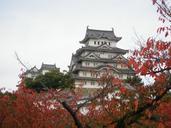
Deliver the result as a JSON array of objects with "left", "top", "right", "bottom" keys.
[{"left": 112, "top": 27, "right": 114, "bottom": 32}]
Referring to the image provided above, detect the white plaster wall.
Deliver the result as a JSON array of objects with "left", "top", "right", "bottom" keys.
[
  {"left": 99, "top": 52, "right": 116, "bottom": 59},
  {"left": 99, "top": 52, "right": 108, "bottom": 58},
  {"left": 81, "top": 50, "right": 117, "bottom": 60},
  {"left": 79, "top": 71, "right": 84, "bottom": 77},
  {"left": 122, "top": 74, "right": 127, "bottom": 79},
  {"left": 75, "top": 80, "right": 88, "bottom": 88},
  {"left": 110, "top": 41, "right": 117, "bottom": 47},
  {"left": 42, "top": 70, "right": 49, "bottom": 75},
  {"left": 117, "top": 64, "right": 128, "bottom": 69},
  {"left": 74, "top": 74, "right": 128, "bottom": 89},
  {"left": 25, "top": 73, "right": 39, "bottom": 78},
  {"left": 79, "top": 71, "right": 97, "bottom": 78},
  {"left": 79, "top": 71, "right": 90, "bottom": 77},
  {"left": 76, "top": 80, "right": 100, "bottom": 88},
  {"left": 87, "top": 39, "right": 117, "bottom": 47},
  {"left": 117, "top": 64, "right": 122, "bottom": 69},
  {"left": 82, "top": 61, "right": 117, "bottom": 68},
  {"left": 82, "top": 61, "right": 87, "bottom": 67},
  {"left": 99, "top": 71, "right": 127, "bottom": 79},
  {"left": 82, "top": 61, "right": 102, "bottom": 67},
  {"left": 26, "top": 73, "right": 32, "bottom": 78},
  {"left": 75, "top": 80, "right": 83, "bottom": 86}
]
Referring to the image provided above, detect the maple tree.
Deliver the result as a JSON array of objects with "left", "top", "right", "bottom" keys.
[
  {"left": 153, "top": 0, "right": 171, "bottom": 36},
  {"left": 0, "top": 0, "right": 171, "bottom": 128}
]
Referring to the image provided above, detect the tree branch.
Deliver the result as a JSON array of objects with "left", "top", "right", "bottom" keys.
[
  {"left": 61, "top": 101, "right": 83, "bottom": 128},
  {"left": 102, "top": 76, "right": 171, "bottom": 128}
]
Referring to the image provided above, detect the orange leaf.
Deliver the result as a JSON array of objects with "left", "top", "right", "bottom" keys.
[
  {"left": 120, "top": 86, "right": 126, "bottom": 94},
  {"left": 134, "top": 99, "right": 138, "bottom": 111},
  {"left": 145, "top": 110, "right": 152, "bottom": 118},
  {"left": 140, "top": 65, "right": 148, "bottom": 75},
  {"left": 158, "top": 123, "right": 165, "bottom": 128}
]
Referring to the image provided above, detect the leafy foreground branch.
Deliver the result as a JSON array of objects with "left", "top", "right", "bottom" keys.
[{"left": 56, "top": 74, "right": 171, "bottom": 128}]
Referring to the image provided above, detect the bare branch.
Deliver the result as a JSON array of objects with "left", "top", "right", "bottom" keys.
[{"left": 14, "top": 52, "right": 28, "bottom": 70}]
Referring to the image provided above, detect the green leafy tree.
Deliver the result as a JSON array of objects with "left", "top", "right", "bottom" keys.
[
  {"left": 24, "top": 70, "right": 74, "bottom": 92},
  {"left": 124, "top": 76, "right": 143, "bottom": 86}
]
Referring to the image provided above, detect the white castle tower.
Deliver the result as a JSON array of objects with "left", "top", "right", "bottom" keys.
[{"left": 69, "top": 27, "right": 134, "bottom": 89}]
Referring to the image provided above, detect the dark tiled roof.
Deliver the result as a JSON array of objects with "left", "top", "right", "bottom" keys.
[
  {"left": 24, "top": 63, "right": 60, "bottom": 78},
  {"left": 80, "top": 28, "right": 122, "bottom": 43},
  {"left": 40, "top": 63, "right": 58, "bottom": 70},
  {"left": 24, "top": 66, "right": 39, "bottom": 74},
  {"left": 72, "top": 64, "right": 134, "bottom": 75},
  {"left": 75, "top": 46, "right": 128, "bottom": 56},
  {"left": 77, "top": 57, "right": 125, "bottom": 63}
]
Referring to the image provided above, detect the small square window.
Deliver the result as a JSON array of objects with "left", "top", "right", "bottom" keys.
[
  {"left": 91, "top": 81, "right": 95, "bottom": 85},
  {"left": 119, "top": 74, "right": 123, "bottom": 78},
  {"left": 93, "top": 62, "right": 97, "bottom": 66},
  {"left": 84, "top": 81, "right": 87, "bottom": 85},
  {"left": 85, "top": 62, "right": 90, "bottom": 66},
  {"left": 91, "top": 73, "right": 96, "bottom": 77},
  {"left": 83, "top": 72, "right": 87, "bottom": 76},
  {"left": 108, "top": 55, "right": 112, "bottom": 58},
  {"left": 113, "top": 64, "right": 117, "bottom": 67}
]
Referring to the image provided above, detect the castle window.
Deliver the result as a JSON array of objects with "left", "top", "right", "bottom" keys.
[
  {"left": 91, "top": 81, "right": 95, "bottom": 85},
  {"left": 85, "top": 62, "right": 89, "bottom": 66},
  {"left": 101, "top": 41, "right": 103, "bottom": 45},
  {"left": 113, "top": 63, "right": 117, "bottom": 67},
  {"left": 84, "top": 81, "right": 87, "bottom": 85},
  {"left": 108, "top": 54, "right": 112, "bottom": 58},
  {"left": 108, "top": 42, "right": 111, "bottom": 45},
  {"left": 94, "top": 41, "right": 96, "bottom": 45},
  {"left": 91, "top": 72, "right": 96, "bottom": 77},
  {"left": 104, "top": 41, "right": 107, "bottom": 44},
  {"left": 83, "top": 72, "right": 87, "bottom": 76},
  {"left": 119, "top": 74, "right": 123, "bottom": 78},
  {"left": 98, "top": 42, "right": 100, "bottom": 45}
]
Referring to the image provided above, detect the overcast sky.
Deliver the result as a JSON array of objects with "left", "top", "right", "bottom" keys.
[{"left": 0, "top": 0, "right": 162, "bottom": 90}]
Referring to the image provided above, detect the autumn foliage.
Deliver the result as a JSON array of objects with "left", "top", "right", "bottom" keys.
[{"left": 0, "top": 0, "right": 171, "bottom": 128}]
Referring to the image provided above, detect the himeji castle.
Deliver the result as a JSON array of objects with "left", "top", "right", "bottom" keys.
[{"left": 69, "top": 27, "right": 134, "bottom": 89}]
